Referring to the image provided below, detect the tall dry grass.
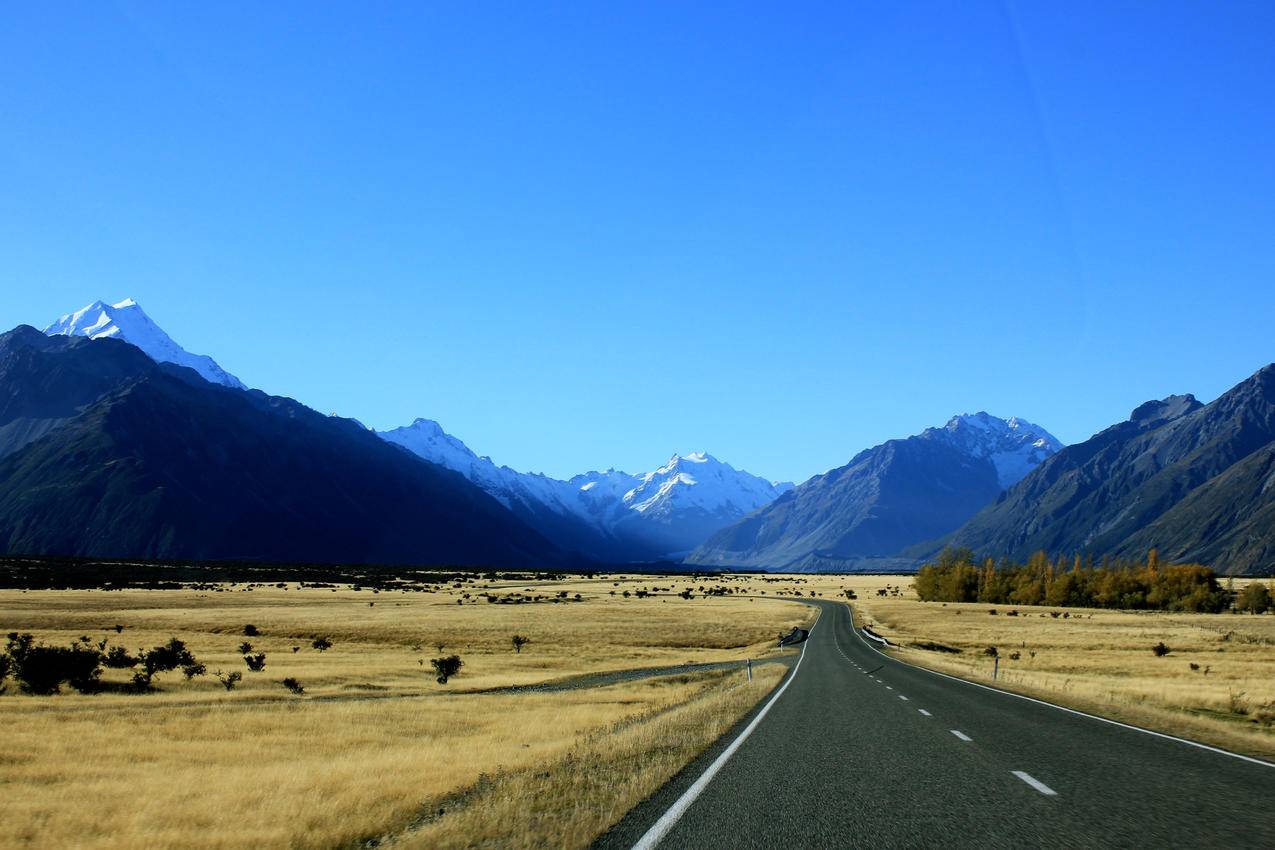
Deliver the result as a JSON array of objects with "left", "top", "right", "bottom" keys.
[{"left": 0, "top": 581, "right": 807, "bottom": 849}]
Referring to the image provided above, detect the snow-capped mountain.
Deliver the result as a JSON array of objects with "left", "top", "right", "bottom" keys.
[
  {"left": 920, "top": 412, "right": 1062, "bottom": 488},
  {"left": 379, "top": 418, "right": 791, "bottom": 561},
  {"left": 44, "top": 299, "right": 245, "bottom": 389},
  {"left": 623, "top": 452, "right": 793, "bottom": 519},
  {"left": 686, "top": 411, "right": 1063, "bottom": 571}
]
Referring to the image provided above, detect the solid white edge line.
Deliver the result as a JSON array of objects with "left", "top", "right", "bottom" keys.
[
  {"left": 1012, "top": 770, "right": 1058, "bottom": 796},
  {"left": 951, "top": 729, "right": 973, "bottom": 742},
  {"left": 843, "top": 603, "right": 1275, "bottom": 770},
  {"left": 628, "top": 613, "right": 820, "bottom": 850}
]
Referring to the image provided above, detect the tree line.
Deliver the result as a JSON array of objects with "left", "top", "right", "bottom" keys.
[{"left": 911, "top": 548, "right": 1271, "bottom": 613}]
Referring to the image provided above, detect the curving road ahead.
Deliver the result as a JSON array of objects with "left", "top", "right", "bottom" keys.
[{"left": 594, "top": 600, "right": 1275, "bottom": 849}]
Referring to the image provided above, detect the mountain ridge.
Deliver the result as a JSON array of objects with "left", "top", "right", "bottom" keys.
[
  {"left": 930, "top": 364, "right": 1275, "bottom": 574},
  {"left": 0, "top": 326, "right": 561, "bottom": 566},
  {"left": 684, "top": 412, "right": 1061, "bottom": 570}
]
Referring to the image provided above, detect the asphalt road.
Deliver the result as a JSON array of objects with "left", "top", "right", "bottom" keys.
[{"left": 594, "top": 600, "right": 1275, "bottom": 849}]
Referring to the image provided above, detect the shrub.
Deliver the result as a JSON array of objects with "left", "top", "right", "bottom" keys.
[
  {"left": 1152, "top": 642, "right": 1171, "bottom": 657},
  {"left": 1236, "top": 582, "right": 1272, "bottom": 615},
  {"left": 983, "top": 646, "right": 999, "bottom": 658},
  {"left": 312, "top": 637, "right": 332, "bottom": 652},
  {"left": 182, "top": 662, "right": 207, "bottom": 680},
  {"left": 0, "top": 652, "right": 11, "bottom": 691},
  {"left": 142, "top": 638, "right": 199, "bottom": 679},
  {"left": 243, "top": 624, "right": 260, "bottom": 637},
  {"left": 238, "top": 641, "right": 254, "bottom": 655},
  {"left": 216, "top": 670, "right": 242, "bottom": 691},
  {"left": 511, "top": 635, "right": 530, "bottom": 654},
  {"left": 281, "top": 677, "right": 305, "bottom": 695},
  {"left": 6, "top": 633, "right": 103, "bottom": 695},
  {"left": 431, "top": 655, "right": 463, "bottom": 684},
  {"left": 244, "top": 653, "right": 267, "bottom": 672},
  {"left": 104, "top": 646, "right": 139, "bottom": 668}
]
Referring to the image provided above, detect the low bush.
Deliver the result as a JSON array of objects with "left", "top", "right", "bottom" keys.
[
  {"left": 103, "top": 646, "right": 139, "bottom": 669},
  {"left": 1152, "top": 642, "right": 1171, "bottom": 657},
  {"left": 244, "top": 653, "right": 267, "bottom": 672},
  {"left": 281, "top": 677, "right": 305, "bottom": 695},
  {"left": 312, "top": 637, "right": 332, "bottom": 652},
  {"left": 431, "top": 655, "right": 463, "bottom": 684},
  {"left": 6, "top": 632, "right": 102, "bottom": 695},
  {"left": 243, "top": 624, "right": 260, "bottom": 637},
  {"left": 216, "top": 670, "right": 242, "bottom": 691}
]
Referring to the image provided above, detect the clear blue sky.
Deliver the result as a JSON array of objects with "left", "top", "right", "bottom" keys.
[{"left": 4, "top": 2, "right": 1274, "bottom": 483}]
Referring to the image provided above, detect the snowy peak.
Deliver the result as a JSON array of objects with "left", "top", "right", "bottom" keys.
[
  {"left": 623, "top": 452, "right": 792, "bottom": 518},
  {"left": 378, "top": 419, "right": 791, "bottom": 560},
  {"left": 44, "top": 299, "right": 245, "bottom": 389},
  {"left": 924, "top": 411, "right": 1062, "bottom": 488},
  {"left": 379, "top": 418, "right": 484, "bottom": 476}
]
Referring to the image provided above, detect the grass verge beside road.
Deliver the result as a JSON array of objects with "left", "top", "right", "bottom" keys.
[{"left": 0, "top": 578, "right": 806, "bottom": 849}]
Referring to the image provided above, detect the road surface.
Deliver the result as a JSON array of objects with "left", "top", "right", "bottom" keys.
[{"left": 594, "top": 600, "right": 1275, "bottom": 849}]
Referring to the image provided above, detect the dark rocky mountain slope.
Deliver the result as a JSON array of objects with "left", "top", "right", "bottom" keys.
[
  {"left": 0, "top": 326, "right": 561, "bottom": 567},
  {"left": 936, "top": 365, "right": 1275, "bottom": 575}
]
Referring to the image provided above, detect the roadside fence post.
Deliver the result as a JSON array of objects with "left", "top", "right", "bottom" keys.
[
  {"left": 747, "top": 658, "right": 753, "bottom": 682},
  {"left": 993, "top": 656, "right": 999, "bottom": 680}
]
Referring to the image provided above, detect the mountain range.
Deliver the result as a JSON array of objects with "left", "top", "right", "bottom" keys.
[
  {"left": 931, "top": 365, "right": 1275, "bottom": 573},
  {"left": 26, "top": 300, "right": 793, "bottom": 564},
  {"left": 377, "top": 421, "right": 792, "bottom": 562},
  {"left": 4, "top": 298, "right": 1273, "bottom": 574},
  {"left": 685, "top": 414, "right": 1062, "bottom": 570},
  {"left": 0, "top": 325, "right": 559, "bottom": 566}
]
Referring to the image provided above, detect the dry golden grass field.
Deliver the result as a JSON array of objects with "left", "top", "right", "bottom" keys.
[
  {"left": 830, "top": 574, "right": 1275, "bottom": 759},
  {"left": 4, "top": 570, "right": 1272, "bottom": 848},
  {"left": 0, "top": 574, "right": 811, "bottom": 850}
]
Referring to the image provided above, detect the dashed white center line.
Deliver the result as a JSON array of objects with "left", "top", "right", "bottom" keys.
[
  {"left": 918, "top": 709, "right": 932, "bottom": 716},
  {"left": 950, "top": 730, "right": 972, "bottom": 742},
  {"left": 898, "top": 695, "right": 909, "bottom": 701},
  {"left": 885, "top": 685, "right": 893, "bottom": 690},
  {"left": 1012, "top": 771, "right": 1058, "bottom": 796}
]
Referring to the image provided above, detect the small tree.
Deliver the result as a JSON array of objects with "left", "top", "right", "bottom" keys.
[
  {"left": 244, "top": 653, "right": 267, "bottom": 672},
  {"left": 216, "top": 670, "right": 242, "bottom": 691},
  {"left": 243, "top": 624, "right": 260, "bottom": 637},
  {"left": 511, "top": 635, "right": 530, "bottom": 654},
  {"left": 1152, "top": 642, "right": 1171, "bottom": 657},
  {"left": 312, "top": 637, "right": 332, "bottom": 652},
  {"left": 1236, "top": 582, "right": 1272, "bottom": 615},
  {"left": 431, "top": 655, "right": 463, "bottom": 684}
]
